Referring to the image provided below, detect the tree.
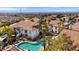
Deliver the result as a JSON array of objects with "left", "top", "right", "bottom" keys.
[
  {"left": 45, "top": 34, "right": 78, "bottom": 51},
  {"left": 0, "top": 28, "right": 5, "bottom": 36},
  {"left": 5, "top": 26, "right": 15, "bottom": 45},
  {"left": 1, "top": 21, "right": 15, "bottom": 45},
  {"left": 39, "top": 18, "right": 51, "bottom": 50},
  {"left": 0, "top": 41, "right": 4, "bottom": 51},
  {"left": 27, "top": 15, "right": 35, "bottom": 22},
  {"left": 57, "top": 14, "right": 63, "bottom": 18}
]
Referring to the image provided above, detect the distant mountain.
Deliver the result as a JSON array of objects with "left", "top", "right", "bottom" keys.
[{"left": 0, "top": 7, "right": 79, "bottom": 14}]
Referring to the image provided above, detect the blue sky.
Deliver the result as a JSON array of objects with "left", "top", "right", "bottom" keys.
[{"left": 0, "top": 7, "right": 79, "bottom": 13}]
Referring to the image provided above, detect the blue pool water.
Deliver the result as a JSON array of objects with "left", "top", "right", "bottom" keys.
[{"left": 16, "top": 42, "right": 43, "bottom": 51}]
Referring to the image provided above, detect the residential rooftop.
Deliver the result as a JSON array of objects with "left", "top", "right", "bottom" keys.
[
  {"left": 60, "top": 22, "right": 79, "bottom": 49},
  {"left": 13, "top": 17, "right": 39, "bottom": 30}
]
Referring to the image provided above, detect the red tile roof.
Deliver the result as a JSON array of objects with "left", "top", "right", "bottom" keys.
[
  {"left": 13, "top": 20, "right": 37, "bottom": 30},
  {"left": 60, "top": 22, "right": 79, "bottom": 47},
  {"left": 50, "top": 20, "right": 60, "bottom": 27}
]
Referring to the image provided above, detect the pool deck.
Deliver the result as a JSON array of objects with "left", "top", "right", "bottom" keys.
[
  {"left": 7, "top": 46, "right": 19, "bottom": 51},
  {"left": 40, "top": 46, "right": 44, "bottom": 51},
  {"left": 7, "top": 41, "right": 44, "bottom": 51},
  {"left": 7, "top": 45, "right": 44, "bottom": 51}
]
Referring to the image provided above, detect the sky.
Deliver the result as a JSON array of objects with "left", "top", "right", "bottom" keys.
[{"left": 0, "top": 7, "right": 79, "bottom": 13}]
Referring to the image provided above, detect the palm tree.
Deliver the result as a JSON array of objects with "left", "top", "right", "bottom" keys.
[
  {"left": 57, "top": 22, "right": 63, "bottom": 34},
  {"left": 39, "top": 18, "right": 51, "bottom": 50}
]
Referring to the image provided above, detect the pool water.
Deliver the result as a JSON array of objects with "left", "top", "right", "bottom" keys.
[{"left": 16, "top": 42, "right": 43, "bottom": 51}]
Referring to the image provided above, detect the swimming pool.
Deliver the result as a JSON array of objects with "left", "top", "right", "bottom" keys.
[{"left": 16, "top": 41, "right": 43, "bottom": 51}]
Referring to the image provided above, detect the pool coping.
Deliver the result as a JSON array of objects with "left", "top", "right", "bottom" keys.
[{"left": 15, "top": 41, "right": 42, "bottom": 51}]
